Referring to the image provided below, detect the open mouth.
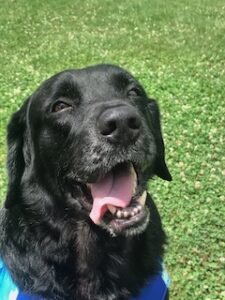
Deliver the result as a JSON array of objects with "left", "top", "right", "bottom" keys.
[{"left": 79, "top": 162, "right": 149, "bottom": 236}]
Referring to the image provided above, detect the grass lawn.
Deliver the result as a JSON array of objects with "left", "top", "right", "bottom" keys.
[{"left": 0, "top": 0, "right": 224, "bottom": 299}]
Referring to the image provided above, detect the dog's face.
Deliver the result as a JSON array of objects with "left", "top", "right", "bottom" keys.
[{"left": 6, "top": 64, "right": 171, "bottom": 237}]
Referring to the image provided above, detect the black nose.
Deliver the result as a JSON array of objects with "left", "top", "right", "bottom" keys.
[{"left": 98, "top": 106, "right": 141, "bottom": 144}]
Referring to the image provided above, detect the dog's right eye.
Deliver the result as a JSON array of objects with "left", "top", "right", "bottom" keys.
[
  {"left": 52, "top": 101, "right": 72, "bottom": 113},
  {"left": 127, "top": 87, "right": 142, "bottom": 97}
]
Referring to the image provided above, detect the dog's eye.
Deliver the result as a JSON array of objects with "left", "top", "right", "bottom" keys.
[
  {"left": 127, "top": 88, "right": 141, "bottom": 97},
  {"left": 52, "top": 101, "right": 71, "bottom": 113}
]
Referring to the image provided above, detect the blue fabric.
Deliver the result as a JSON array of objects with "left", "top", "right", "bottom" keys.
[
  {"left": 131, "top": 268, "right": 170, "bottom": 300},
  {"left": 0, "top": 259, "right": 40, "bottom": 300},
  {"left": 17, "top": 294, "right": 40, "bottom": 300},
  {"left": 0, "top": 258, "right": 19, "bottom": 300},
  {"left": 0, "top": 258, "right": 170, "bottom": 300}
]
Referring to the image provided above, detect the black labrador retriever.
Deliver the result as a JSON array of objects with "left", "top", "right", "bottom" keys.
[{"left": 0, "top": 64, "right": 171, "bottom": 300}]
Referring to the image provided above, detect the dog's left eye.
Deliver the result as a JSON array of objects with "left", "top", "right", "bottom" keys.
[
  {"left": 127, "top": 88, "right": 141, "bottom": 97},
  {"left": 52, "top": 101, "right": 72, "bottom": 113}
]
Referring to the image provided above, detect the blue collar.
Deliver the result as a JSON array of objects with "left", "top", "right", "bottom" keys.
[{"left": 0, "top": 258, "right": 170, "bottom": 300}]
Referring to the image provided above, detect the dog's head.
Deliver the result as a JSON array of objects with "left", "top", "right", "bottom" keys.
[{"left": 5, "top": 64, "right": 171, "bottom": 237}]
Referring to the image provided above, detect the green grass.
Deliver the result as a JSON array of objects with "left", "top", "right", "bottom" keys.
[{"left": 0, "top": 0, "right": 225, "bottom": 299}]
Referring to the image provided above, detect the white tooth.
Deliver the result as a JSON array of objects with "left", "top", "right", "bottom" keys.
[
  {"left": 133, "top": 208, "right": 139, "bottom": 214},
  {"left": 130, "top": 164, "right": 137, "bottom": 194},
  {"left": 107, "top": 205, "right": 117, "bottom": 215},
  {"left": 123, "top": 211, "right": 128, "bottom": 218},
  {"left": 137, "top": 191, "right": 147, "bottom": 206},
  {"left": 137, "top": 204, "right": 142, "bottom": 210},
  {"left": 116, "top": 210, "right": 122, "bottom": 218}
]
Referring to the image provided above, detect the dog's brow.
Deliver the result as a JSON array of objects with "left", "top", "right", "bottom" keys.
[
  {"left": 53, "top": 79, "right": 80, "bottom": 100},
  {"left": 110, "top": 73, "right": 133, "bottom": 90}
]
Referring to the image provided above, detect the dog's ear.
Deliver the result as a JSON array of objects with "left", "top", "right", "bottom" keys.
[
  {"left": 5, "top": 99, "right": 29, "bottom": 208},
  {"left": 147, "top": 99, "right": 172, "bottom": 181}
]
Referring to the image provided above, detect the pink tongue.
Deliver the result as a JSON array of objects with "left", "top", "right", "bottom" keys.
[{"left": 89, "top": 167, "right": 133, "bottom": 224}]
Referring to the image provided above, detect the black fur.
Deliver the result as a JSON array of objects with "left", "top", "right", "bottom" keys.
[{"left": 0, "top": 64, "right": 171, "bottom": 299}]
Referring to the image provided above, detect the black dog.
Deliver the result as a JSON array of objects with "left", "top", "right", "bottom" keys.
[{"left": 0, "top": 64, "right": 171, "bottom": 300}]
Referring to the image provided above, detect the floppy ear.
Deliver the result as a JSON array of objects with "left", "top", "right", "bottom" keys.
[
  {"left": 147, "top": 99, "right": 172, "bottom": 181},
  {"left": 5, "top": 100, "right": 29, "bottom": 208}
]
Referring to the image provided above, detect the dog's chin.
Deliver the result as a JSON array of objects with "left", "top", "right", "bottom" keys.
[
  {"left": 100, "top": 199, "right": 150, "bottom": 237},
  {"left": 71, "top": 162, "right": 150, "bottom": 237}
]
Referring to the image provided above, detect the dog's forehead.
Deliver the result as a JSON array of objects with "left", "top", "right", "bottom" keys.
[
  {"left": 29, "top": 65, "right": 141, "bottom": 113},
  {"left": 55, "top": 65, "right": 137, "bottom": 97},
  {"left": 74, "top": 64, "right": 135, "bottom": 84}
]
